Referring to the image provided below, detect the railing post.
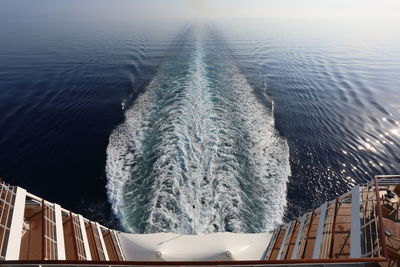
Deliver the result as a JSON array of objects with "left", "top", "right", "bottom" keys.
[
  {"left": 302, "top": 211, "right": 315, "bottom": 259},
  {"left": 4, "top": 187, "right": 26, "bottom": 260},
  {"left": 54, "top": 204, "right": 66, "bottom": 260},
  {"left": 285, "top": 221, "right": 298, "bottom": 259},
  {"left": 373, "top": 176, "right": 388, "bottom": 259},
  {"left": 89, "top": 222, "right": 101, "bottom": 260},
  {"left": 329, "top": 198, "right": 340, "bottom": 258},
  {"left": 96, "top": 223, "right": 110, "bottom": 261},
  {"left": 112, "top": 230, "right": 126, "bottom": 261},
  {"left": 69, "top": 211, "right": 79, "bottom": 260},
  {"left": 41, "top": 199, "right": 46, "bottom": 260},
  {"left": 350, "top": 185, "right": 361, "bottom": 258},
  {"left": 313, "top": 202, "right": 328, "bottom": 259},
  {"left": 78, "top": 215, "right": 92, "bottom": 260},
  {"left": 277, "top": 221, "right": 293, "bottom": 260},
  {"left": 291, "top": 213, "right": 307, "bottom": 259}
]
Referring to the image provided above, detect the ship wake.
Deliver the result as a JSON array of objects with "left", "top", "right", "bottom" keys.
[{"left": 106, "top": 25, "right": 291, "bottom": 234}]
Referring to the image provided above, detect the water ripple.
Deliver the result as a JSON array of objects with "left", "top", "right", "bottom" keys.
[{"left": 106, "top": 25, "right": 290, "bottom": 234}]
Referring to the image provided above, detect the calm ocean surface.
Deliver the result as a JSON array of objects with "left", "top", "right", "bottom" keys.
[{"left": 1, "top": 16, "right": 399, "bottom": 232}]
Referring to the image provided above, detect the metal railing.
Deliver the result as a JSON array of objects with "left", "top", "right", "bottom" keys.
[
  {"left": 263, "top": 174, "right": 400, "bottom": 263},
  {"left": 360, "top": 180, "right": 383, "bottom": 258},
  {"left": 0, "top": 182, "right": 17, "bottom": 260},
  {"left": 71, "top": 213, "right": 87, "bottom": 261},
  {"left": 2, "top": 175, "right": 399, "bottom": 265},
  {"left": 42, "top": 200, "right": 58, "bottom": 260}
]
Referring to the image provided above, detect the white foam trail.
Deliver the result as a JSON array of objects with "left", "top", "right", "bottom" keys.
[{"left": 106, "top": 26, "right": 290, "bottom": 233}]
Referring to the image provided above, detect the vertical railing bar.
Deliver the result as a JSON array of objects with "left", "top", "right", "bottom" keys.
[
  {"left": 360, "top": 185, "right": 364, "bottom": 257},
  {"left": 321, "top": 205, "right": 328, "bottom": 258},
  {"left": 4, "top": 186, "right": 25, "bottom": 260},
  {"left": 69, "top": 211, "right": 79, "bottom": 260},
  {"left": 96, "top": 223, "right": 110, "bottom": 261},
  {"left": 325, "top": 209, "right": 330, "bottom": 258},
  {"left": 322, "top": 204, "right": 331, "bottom": 258},
  {"left": 320, "top": 208, "right": 327, "bottom": 258},
  {"left": 111, "top": 230, "right": 125, "bottom": 261},
  {"left": 277, "top": 221, "right": 292, "bottom": 260},
  {"left": 313, "top": 202, "right": 328, "bottom": 259},
  {"left": 329, "top": 198, "right": 340, "bottom": 258},
  {"left": 0, "top": 185, "right": 7, "bottom": 257},
  {"left": 0, "top": 186, "right": 6, "bottom": 258},
  {"left": 0, "top": 185, "right": 5, "bottom": 226},
  {"left": 370, "top": 187, "right": 377, "bottom": 257},
  {"left": 284, "top": 220, "right": 298, "bottom": 259},
  {"left": 291, "top": 213, "right": 307, "bottom": 259},
  {"left": 350, "top": 185, "right": 361, "bottom": 258},
  {"left": 373, "top": 176, "right": 387, "bottom": 259},
  {"left": 362, "top": 184, "right": 369, "bottom": 257},
  {"left": 369, "top": 185, "right": 375, "bottom": 257},
  {"left": 365, "top": 186, "right": 370, "bottom": 257},
  {"left": 302, "top": 211, "right": 315, "bottom": 259},
  {"left": 369, "top": 187, "right": 375, "bottom": 257},
  {"left": 91, "top": 222, "right": 101, "bottom": 260},
  {"left": 264, "top": 226, "right": 280, "bottom": 260},
  {"left": 323, "top": 204, "right": 333, "bottom": 258},
  {"left": 41, "top": 199, "right": 46, "bottom": 260},
  {"left": 368, "top": 186, "right": 379, "bottom": 257},
  {"left": 107, "top": 230, "right": 118, "bottom": 260}
]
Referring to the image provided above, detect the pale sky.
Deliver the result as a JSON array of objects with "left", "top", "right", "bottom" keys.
[
  {"left": 2, "top": 0, "right": 400, "bottom": 22},
  {"left": 196, "top": 0, "right": 400, "bottom": 19}
]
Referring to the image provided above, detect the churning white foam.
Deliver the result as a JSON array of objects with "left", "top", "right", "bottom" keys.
[{"left": 106, "top": 27, "right": 290, "bottom": 234}]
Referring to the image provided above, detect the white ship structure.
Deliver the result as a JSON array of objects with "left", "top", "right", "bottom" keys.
[{"left": 0, "top": 175, "right": 399, "bottom": 266}]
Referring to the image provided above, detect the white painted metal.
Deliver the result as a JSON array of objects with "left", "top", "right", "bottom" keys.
[
  {"left": 312, "top": 202, "right": 328, "bottom": 259},
  {"left": 5, "top": 187, "right": 26, "bottom": 260},
  {"left": 263, "top": 227, "right": 280, "bottom": 260},
  {"left": 118, "top": 232, "right": 272, "bottom": 261},
  {"left": 78, "top": 214, "right": 92, "bottom": 260},
  {"left": 277, "top": 221, "right": 293, "bottom": 260},
  {"left": 54, "top": 204, "right": 66, "bottom": 260},
  {"left": 96, "top": 223, "right": 110, "bottom": 261},
  {"left": 112, "top": 230, "right": 126, "bottom": 260},
  {"left": 291, "top": 213, "right": 307, "bottom": 259},
  {"left": 350, "top": 185, "right": 361, "bottom": 258},
  {"left": 26, "top": 192, "right": 42, "bottom": 202}
]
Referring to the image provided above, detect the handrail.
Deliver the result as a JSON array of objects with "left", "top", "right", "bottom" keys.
[
  {"left": 375, "top": 175, "right": 400, "bottom": 178},
  {"left": 1, "top": 175, "right": 398, "bottom": 264},
  {"left": 1, "top": 257, "right": 388, "bottom": 266}
]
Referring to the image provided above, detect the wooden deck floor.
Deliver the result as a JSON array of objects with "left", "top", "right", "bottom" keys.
[{"left": 266, "top": 180, "right": 400, "bottom": 264}]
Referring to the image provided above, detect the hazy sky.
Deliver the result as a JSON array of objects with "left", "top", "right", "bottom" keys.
[
  {"left": 2, "top": 0, "right": 400, "bottom": 22},
  {"left": 191, "top": 0, "right": 400, "bottom": 19}
]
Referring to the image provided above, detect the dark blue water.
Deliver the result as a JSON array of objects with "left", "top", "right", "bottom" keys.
[
  {"left": 1, "top": 14, "right": 400, "bottom": 232},
  {"left": 0, "top": 17, "right": 185, "bottom": 227},
  {"left": 216, "top": 19, "right": 400, "bottom": 219}
]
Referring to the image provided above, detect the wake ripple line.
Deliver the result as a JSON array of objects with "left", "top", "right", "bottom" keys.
[{"left": 106, "top": 26, "right": 290, "bottom": 234}]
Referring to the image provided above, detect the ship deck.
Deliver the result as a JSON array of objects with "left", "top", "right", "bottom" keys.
[
  {"left": 264, "top": 175, "right": 400, "bottom": 266},
  {"left": 1, "top": 175, "right": 400, "bottom": 266}
]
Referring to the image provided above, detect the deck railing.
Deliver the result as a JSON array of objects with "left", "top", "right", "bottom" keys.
[
  {"left": 263, "top": 174, "right": 400, "bottom": 263},
  {"left": 2, "top": 175, "right": 400, "bottom": 265},
  {"left": 360, "top": 179, "right": 384, "bottom": 258},
  {"left": 0, "top": 182, "right": 17, "bottom": 260},
  {"left": 0, "top": 180, "right": 125, "bottom": 262},
  {"left": 42, "top": 200, "right": 57, "bottom": 260}
]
